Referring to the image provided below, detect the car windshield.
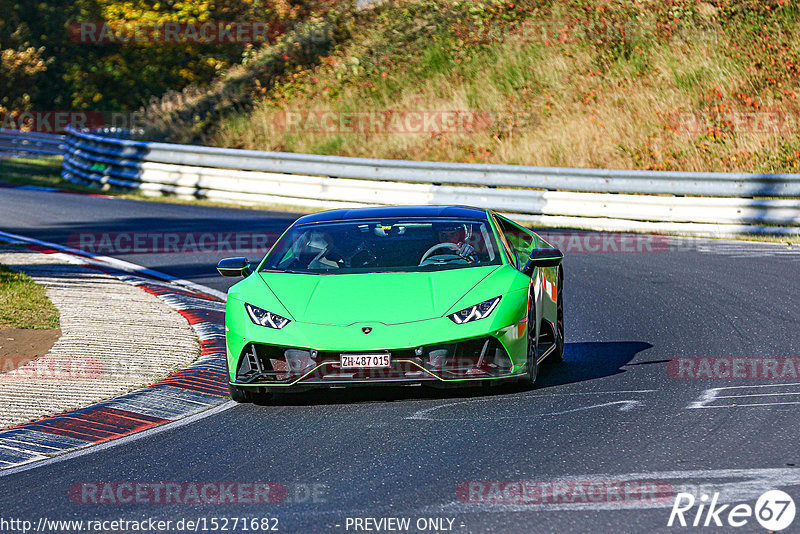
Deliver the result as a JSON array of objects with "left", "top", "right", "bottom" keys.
[{"left": 261, "top": 218, "right": 500, "bottom": 274}]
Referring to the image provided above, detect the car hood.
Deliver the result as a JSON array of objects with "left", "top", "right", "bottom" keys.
[{"left": 258, "top": 266, "right": 500, "bottom": 326}]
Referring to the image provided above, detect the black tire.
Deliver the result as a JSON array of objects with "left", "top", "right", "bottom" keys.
[
  {"left": 549, "top": 266, "right": 565, "bottom": 363},
  {"left": 229, "top": 383, "right": 251, "bottom": 403},
  {"left": 520, "top": 291, "right": 539, "bottom": 388},
  {"left": 229, "top": 384, "right": 272, "bottom": 404}
]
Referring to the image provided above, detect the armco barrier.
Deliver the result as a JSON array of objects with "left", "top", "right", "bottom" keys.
[
  {"left": 31, "top": 126, "right": 800, "bottom": 236},
  {"left": 0, "top": 129, "right": 64, "bottom": 157}
]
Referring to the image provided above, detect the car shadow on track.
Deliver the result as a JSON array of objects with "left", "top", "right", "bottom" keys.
[
  {"left": 535, "top": 340, "right": 653, "bottom": 389},
  {"left": 261, "top": 341, "right": 653, "bottom": 406}
]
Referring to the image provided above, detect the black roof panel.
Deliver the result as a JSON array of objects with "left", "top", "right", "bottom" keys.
[{"left": 294, "top": 205, "right": 489, "bottom": 225}]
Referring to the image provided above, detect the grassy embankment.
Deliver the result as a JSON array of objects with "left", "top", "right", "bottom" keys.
[{"left": 152, "top": 0, "right": 800, "bottom": 174}]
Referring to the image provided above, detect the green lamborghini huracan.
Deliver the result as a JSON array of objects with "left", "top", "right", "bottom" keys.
[{"left": 218, "top": 206, "right": 564, "bottom": 402}]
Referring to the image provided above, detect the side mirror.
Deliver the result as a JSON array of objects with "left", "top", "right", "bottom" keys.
[
  {"left": 522, "top": 248, "right": 563, "bottom": 276},
  {"left": 217, "top": 257, "right": 252, "bottom": 277}
]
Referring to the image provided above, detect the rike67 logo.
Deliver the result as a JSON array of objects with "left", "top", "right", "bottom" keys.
[{"left": 668, "top": 490, "right": 796, "bottom": 531}]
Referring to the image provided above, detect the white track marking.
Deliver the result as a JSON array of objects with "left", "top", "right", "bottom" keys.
[
  {"left": 698, "top": 401, "right": 800, "bottom": 408},
  {"left": 547, "top": 389, "right": 658, "bottom": 396},
  {"left": 716, "top": 392, "right": 800, "bottom": 399},
  {"left": 0, "top": 230, "right": 227, "bottom": 300},
  {"left": 539, "top": 400, "right": 642, "bottom": 416},
  {"left": 406, "top": 396, "right": 645, "bottom": 421},
  {"left": 692, "top": 240, "right": 800, "bottom": 261},
  {"left": 687, "top": 382, "right": 800, "bottom": 409},
  {"left": 0, "top": 401, "right": 235, "bottom": 478},
  {"left": 419, "top": 467, "right": 800, "bottom": 512}
]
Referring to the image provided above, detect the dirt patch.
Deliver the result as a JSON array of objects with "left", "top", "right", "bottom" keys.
[{"left": 0, "top": 327, "right": 61, "bottom": 374}]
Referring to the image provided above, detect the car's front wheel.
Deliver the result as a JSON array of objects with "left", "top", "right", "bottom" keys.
[
  {"left": 228, "top": 384, "right": 272, "bottom": 404},
  {"left": 521, "top": 291, "right": 539, "bottom": 388}
]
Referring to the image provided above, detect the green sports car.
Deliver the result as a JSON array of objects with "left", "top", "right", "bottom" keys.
[{"left": 218, "top": 206, "right": 564, "bottom": 402}]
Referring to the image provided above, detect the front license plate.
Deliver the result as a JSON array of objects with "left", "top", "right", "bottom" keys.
[{"left": 340, "top": 354, "right": 391, "bottom": 369}]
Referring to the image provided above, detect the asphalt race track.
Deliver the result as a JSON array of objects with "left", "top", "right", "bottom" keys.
[{"left": 1, "top": 186, "right": 799, "bottom": 533}]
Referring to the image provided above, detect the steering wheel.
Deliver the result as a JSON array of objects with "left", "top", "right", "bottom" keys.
[{"left": 419, "top": 242, "right": 461, "bottom": 264}]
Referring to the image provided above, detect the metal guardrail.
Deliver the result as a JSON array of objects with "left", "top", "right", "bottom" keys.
[
  {"left": 0, "top": 129, "right": 64, "bottom": 157},
  {"left": 41, "top": 126, "right": 798, "bottom": 236}
]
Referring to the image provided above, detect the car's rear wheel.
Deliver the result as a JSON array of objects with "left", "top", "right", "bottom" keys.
[
  {"left": 549, "top": 266, "right": 565, "bottom": 363},
  {"left": 521, "top": 291, "right": 539, "bottom": 388}
]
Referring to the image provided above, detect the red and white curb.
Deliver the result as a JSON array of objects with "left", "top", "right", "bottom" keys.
[{"left": 0, "top": 230, "right": 231, "bottom": 470}]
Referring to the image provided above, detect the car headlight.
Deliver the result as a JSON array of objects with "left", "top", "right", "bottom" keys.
[
  {"left": 245, "top": 303, "right": 290, "bottom": 329},
  {"left": 448, "top": 296, "right": 501, "bottom": 324}
]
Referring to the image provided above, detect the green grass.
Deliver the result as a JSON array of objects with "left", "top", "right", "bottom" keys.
[
  {"left": 0, "top": 264, "right": 60, "bottom": 329},
  {"left": 0, "top": 157, "right": 68, "bottom": 189},
  {"left": 178, "top": 0, "right": 800, "bottom": 174}
]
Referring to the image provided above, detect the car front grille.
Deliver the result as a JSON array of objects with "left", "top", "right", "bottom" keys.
[{"left": 235, "top": 337, "right": 515, "bottom": 385}]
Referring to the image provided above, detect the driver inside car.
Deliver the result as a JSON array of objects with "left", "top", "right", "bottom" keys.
[
  {"left": 300, "top": 231, "right": 344, "bottom": 270},
  {"left": 437, "top": 223, "right": 477, "bottom": 260}
]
